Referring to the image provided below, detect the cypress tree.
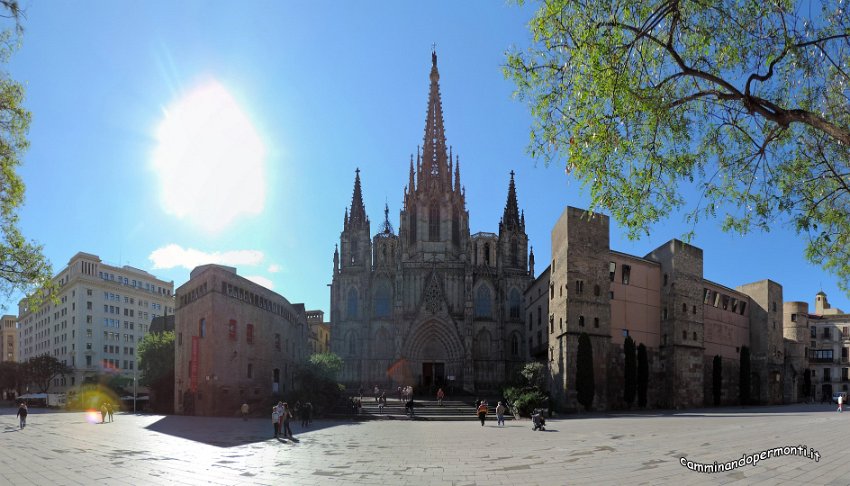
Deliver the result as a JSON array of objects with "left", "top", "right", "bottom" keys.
[
  {"left": 576, "top": 332, "right": 595, "bottom": 411},
  {"left": 637, "top": 343, "right": 648, "bottom": 408},
  {"left": 712, "top": 355, "right": 722, "bottom": 406},
  {"left": 623, "top": 336, "right": 636, "bottom": 407},
  {"left": 803, "top": 369, "right": 811, "bottom": 401},
  {"left": 739, "top": 346, "right": 751, "bottom": 405}
]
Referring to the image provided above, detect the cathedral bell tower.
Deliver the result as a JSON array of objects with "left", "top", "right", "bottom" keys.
[
  {"left": 498, "top": 171, "right": 529, "bottom": 272},
  {"left": 340, "top": 168, "right": 371, "bottom": 270},
  {"left": 400, "top": 49, "right": 469, "bottom": 263}
]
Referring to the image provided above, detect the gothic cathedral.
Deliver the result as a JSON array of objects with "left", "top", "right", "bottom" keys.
[{"left": 330, "top": 51, "right": 533, "bottom": 393}]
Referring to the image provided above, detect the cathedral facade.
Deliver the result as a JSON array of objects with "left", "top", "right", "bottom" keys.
[{"left": 329, "top": 52, "right": 533, "bottom": 393}]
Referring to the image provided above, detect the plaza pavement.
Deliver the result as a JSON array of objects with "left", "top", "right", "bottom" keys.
[{"left": 0, "top": 402, "right": 847, "bottom": 485}]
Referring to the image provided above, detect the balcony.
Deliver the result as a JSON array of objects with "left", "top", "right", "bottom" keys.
[{"left": 809, "top": 356, "right": 837, "bottom": 364}]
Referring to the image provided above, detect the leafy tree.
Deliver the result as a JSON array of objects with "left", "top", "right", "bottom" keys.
[
  {"left": 623, "top": 336, "right": 636, "bottom": 407},
  {"left": 0, "top": 1, "right": 54, "bottom": 306},
  {"left": 137, "top": 330, "right": 175, "bottom": 412},
  {"left": 803, "top": 368, "right": 812, "bottom": 401},
  {"left": 503, "top": 361, "right": 550, "bottom": 416},
  {"left": 576, "top": 332, "right": 594, "bottom": 411},
  {"left": 24, "top": 354, "right": 71, "bottom": 393},
  {"left": 637, "top": 343, "right": 648, "bottom": 407},
  {"left": 294, "top": 352, "right": 344, "bottom": 416},
  {"left": 307, "top": 352, "right": 343, "bottom": 380},
  {"left": 507, "top": 0, "right": 850, "bottom": 295},
  {"left": 520, "top": 361, "right": 547, "bottom": 390},
  {"left": 712, "top": 355, "right": 722, "bottom": 406},
  {"left": 740, "top": 346, "right": 751, "bottom": 405}
]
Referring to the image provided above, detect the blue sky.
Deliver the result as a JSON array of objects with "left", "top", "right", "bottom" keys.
[{"left": 3, "top": 1, "right": 847, "bottom": 316}]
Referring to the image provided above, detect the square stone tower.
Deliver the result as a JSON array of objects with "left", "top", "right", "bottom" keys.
[
  {"left": 549, "top": 207, "right": 611, "bottom": 411},
  {"left": 737, "top": 280, "right": 784, "bottom": 404},
  {"left": 645, "top": 240, "right": 705, "bottom": 408}
]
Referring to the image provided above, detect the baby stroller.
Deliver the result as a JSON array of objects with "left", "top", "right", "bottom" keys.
[{"left": 531, "top": 409, "right": 546, "bottom": 431}]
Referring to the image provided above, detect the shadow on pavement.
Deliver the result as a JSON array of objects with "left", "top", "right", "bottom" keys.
[
  {"left": 144, "top": 417, "right": 362, "bottom": 447},
  {"left": 558, "top": 403, "right": 843, "bottom": 420}
]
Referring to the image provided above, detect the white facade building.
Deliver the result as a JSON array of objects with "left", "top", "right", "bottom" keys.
[{"left": 16, "top": 252, "right": 174, "bottom": 393}]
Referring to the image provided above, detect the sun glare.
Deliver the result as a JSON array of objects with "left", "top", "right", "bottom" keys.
[{"left": 153, "top": 81, "right": 266, "bottom": 233}]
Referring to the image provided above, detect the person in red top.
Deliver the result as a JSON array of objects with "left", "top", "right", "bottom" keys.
[
  {"left": 477, "top": 402, "right": 488, "bottom": 426},
  {"left": 436, "top": 388, "right": 445, "bottom": 406}
]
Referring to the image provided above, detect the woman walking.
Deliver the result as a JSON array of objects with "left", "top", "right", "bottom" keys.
[{"left": 477, "top": 401, "right": 488, "bottom": 426}]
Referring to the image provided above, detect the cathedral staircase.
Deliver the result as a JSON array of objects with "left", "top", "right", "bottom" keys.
[{"left": 329, "top": 397, "right": 516, "bottom": 422}]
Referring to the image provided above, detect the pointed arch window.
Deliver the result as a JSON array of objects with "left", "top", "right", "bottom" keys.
[
  {"left": 452, "top": 208, "right": 460, "bottom": 245},
  {"left": 429, "top": 204, "right": 440, "bottom": 241},
  {"left": 510, "top": 238, "right": 518, "bottom": 266},
  {"left": 508, "top": 288, "right": 521, "bottom": 319},
  {"left": 474, "top": 285, "right": 492, "bottom": 318},
  {"left": 346, "top": 331, "right": 357, "bottom": 356},
  {"left": 483, "top": 243, "right": 491, "bottom": 266},
  {"left": 350, "top": 240, "right": 358, "bottom": 265},
  {"left": 475, "top": 329, "right": 492, "bottom": 358},
  {"left": 511, "top": 334, "right": 520, "bottom": 357},
  {"left": 375, "top": 328, "right": 392, "bottom": 359},
  {"left": 347, "top": 288, "right": 359, "bottom": 319},
  {"left": 373, "top": 281, "right": 391, "bottom": 318}
]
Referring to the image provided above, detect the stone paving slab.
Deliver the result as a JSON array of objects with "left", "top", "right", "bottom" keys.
[{"left": 0, "top": 403, "right": 847, "bottom": 485}]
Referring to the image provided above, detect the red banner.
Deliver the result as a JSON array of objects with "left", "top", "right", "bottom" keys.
[{"left": 190, "top": 336, "right": 199, "bottom": 392}]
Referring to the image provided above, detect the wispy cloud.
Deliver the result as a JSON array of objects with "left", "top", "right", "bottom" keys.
[
  {"left": 149, "top": 244, "right": 264, "bottom": 270},
  {"left": 244, "top": 275, "right": 274, "bottom": 290},
  {"left": 267, "top": 263, "right": 283, "bottom": 273}
]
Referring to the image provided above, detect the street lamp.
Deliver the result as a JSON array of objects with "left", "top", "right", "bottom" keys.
[{"left": 133, "top": 367, "right": 137, "bottom": 414}]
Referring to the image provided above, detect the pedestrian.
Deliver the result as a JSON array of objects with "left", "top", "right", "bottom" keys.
[
  {"left": 106, "top": 402, "right": 114, "bottom": 422},
  {"left": 272, "top": 406, "right": 281, "bottom": 438},
  {"left": 406, "top": 398, "right": 415, "bottom": 417},
  {"left": 397, "top": 386, "right": 403, "bottom": 402},
  {"left": 294, "top": 401, "right": 301, "bottom": 421},
  {"left": 101, "top": 403, "right": 108, "bottom": 424},
  {"left": 477, "top": 401, "right": 488, "bottom": 426},
  {"left": 437, "top": 388, "right": 445, "bottom": 406},
  {"left": 358, "top": 386, "right": 363, "bottom": 400},
  {"left": 306, "top": 401, "right": 313, "bottom": 425},
  {"left": 241, "top": 402, "right": 250, "bottom": 420},
  {"left": 301, "top": 401, "right": 311, "bottom": 427},
  {"left": 374, "top": 385, "right": 380, "bottom": 402},
  {"left": 275, "top": 401, "right": 285, "bottom": 434},
  {"left": 16, "top": 402, "right": 27, "bottom": 429},
  {"left": 282, "top": 402, "right": 294, "bottom": 439},
  {"left": 378, "top": 392, "right": 386, "bottom": 414},
  {"left": 496, "top": 401, "right": 507, "bottom": 427},
  {"left": 838, "top": 394, "right": 844, "bottom": 413}
]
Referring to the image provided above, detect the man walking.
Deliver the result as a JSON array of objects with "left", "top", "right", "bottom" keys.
[
  {"left": 495, "top": 401, "right": 507, "bottom": 427},
  {"left": 241, "top": 402, "right": 250, "bottom": 420},
  {"left": 838, "top": 394, "right": 844, "bottom": 413},
  {"left": 16, "top": 402, "right": 27, "bottom": 429}
]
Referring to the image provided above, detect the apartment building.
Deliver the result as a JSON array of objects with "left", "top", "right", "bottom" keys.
[{"left": 16, "top": 252, "right": 174, "bottom": 394}]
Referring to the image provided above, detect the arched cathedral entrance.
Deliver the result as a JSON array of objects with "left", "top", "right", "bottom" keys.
[{"left": 404, "top": 319, "right": 465, "bottom": 394}]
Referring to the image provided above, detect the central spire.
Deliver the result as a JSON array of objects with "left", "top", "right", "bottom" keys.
[{"left": 422, "top": 48, "right": 449, "bottom": 191}]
